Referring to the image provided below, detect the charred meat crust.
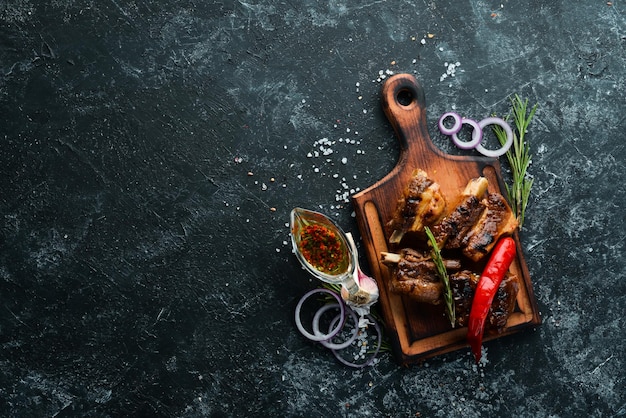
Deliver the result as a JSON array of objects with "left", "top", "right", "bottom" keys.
[
  {"left": 431, "top": 194, "right": 485, "bottom": 249},
  {"left": 384, "top": 248, "right": 461, "bottom": 304},
  {"left": 488, "top": 272, "right": 520, "bottom": 331},
  {"left": 462, "top": 193, "right": 518, "bottom": 261},
  {"left": 389, "top": 278, "right": 444, "bottom": 305},
  {"left": 394, "top": 248, "right": 461, "bottom": 282},
  {"left": 451, "top": 270, "right": 519, "bottom": 331},
  {"left": 387, "top": 169, "right": 446, "bottom": 244},
  {"left": 450, "top": 270, "right": 480, "bottom": 328}
]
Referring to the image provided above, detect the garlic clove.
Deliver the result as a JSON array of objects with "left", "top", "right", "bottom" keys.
[{"left": 341, "top": 233, "right": 379, "bottom": 316}]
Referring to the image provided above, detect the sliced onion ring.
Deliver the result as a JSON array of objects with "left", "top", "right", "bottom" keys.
[
  {"left": 331, "top": 314, "right": 383, "bottom": 368},
  {"left": 475, "top": 117, "right": 513, "bottom": 157},
  {"left": 295, "top": 289, "right": 345, "bottom": 342},
  {"left": 313, "top": 304, "right": 359, "bottom": 350},
  {"left": 451, "top": 118, "right": 482, "bottom": 150},
  {"left": 438, "top": 112, "right": 462, "bottom": 135}
]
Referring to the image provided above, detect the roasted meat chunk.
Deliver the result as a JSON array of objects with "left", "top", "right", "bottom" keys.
[
  {"left": 449, "top": 270, "right": 480, "bottom": 328},
  {"left": 382, "top": 248, "right": 461, "bottom": 304},
  {"left": 451, "top": 270, "right": 519, "bottom": 331},
  {"left": 488, "top": 272, "right": 520, "bottom": 330},
  {"left": 462, "top": 193, "right": 519, "bottom": 261},
  {"left": 389, "top": 277, "right": 444, "bottom": 305},
  {"left": 387, "top": 169, "right": 446, "bottom": 244},
  {"left": 432, "top": 177, "right": 489, "bottom": 249}
]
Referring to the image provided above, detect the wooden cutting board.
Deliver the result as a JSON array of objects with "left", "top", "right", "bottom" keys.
[{"left": 351, "top": 74, "right": 541, "bottom": 365}]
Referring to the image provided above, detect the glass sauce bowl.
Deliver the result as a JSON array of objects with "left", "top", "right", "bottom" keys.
[{"left": 289, "top": 207, "right": 355, "bottom": 285}]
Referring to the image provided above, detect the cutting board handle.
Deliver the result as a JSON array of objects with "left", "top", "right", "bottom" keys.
[{"left": 382, "top": 74, "right": 444, "bottom": 160}]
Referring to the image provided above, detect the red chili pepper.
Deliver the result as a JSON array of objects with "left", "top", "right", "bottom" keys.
[{"left": 467, "top": 236, "right": 517, "bottom": 364}]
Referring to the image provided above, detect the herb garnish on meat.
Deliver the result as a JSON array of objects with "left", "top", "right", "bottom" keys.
[{"left": 425, "top": 226, "right": 455, "bottom": 328}]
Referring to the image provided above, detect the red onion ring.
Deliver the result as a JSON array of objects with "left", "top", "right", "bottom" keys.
[
  {"left": 295, "top": 289, "right": 345, "bottom": 342},
  {"left": 313, "top": 304, "right": 359, "bottom": 350},
  {"left": 475, "top": 117, "right": 513, "bottom": 157},
  {"left": 451, "top": 118, "right": 482, "bottom": 150},
  {"left": 438, "top": 112, "right": 462, "bottom": 135},
  {"left": 330, "top": 314, "right": 382, "bottom": 368}
]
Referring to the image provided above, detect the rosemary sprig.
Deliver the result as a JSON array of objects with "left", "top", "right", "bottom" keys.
[
  {"left": 494, "top": 94, "right": 538, "bottom": 229},
  {"left": 424, "top": 226, "right": 455, "bottom": 328}
]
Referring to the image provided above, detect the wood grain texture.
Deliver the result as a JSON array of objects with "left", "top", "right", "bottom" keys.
[{"left": 352, "top": 74, "right": 541, "bottom": 365}]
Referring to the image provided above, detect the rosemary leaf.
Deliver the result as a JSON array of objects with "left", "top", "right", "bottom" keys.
[
  {"left": 494, "top": 94, "right": 538, "bottom": 229},
  {"left": 424, "top": 226, "right": 455, "bottom": 328}
]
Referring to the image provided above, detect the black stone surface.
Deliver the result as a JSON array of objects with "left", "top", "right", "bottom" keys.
[{"left": 1, "top": 1, "right": 625, "bottom": 416}]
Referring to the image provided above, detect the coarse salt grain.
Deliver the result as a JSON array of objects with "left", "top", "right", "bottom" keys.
[
  {"left": 301, "top": 109, "right": 372, "bottom": 203},
  {"left": 440, "top": 61, "right": 461, "bottom": 82}
]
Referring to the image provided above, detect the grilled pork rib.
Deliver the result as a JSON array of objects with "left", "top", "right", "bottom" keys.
[
  {"left": 382, "top": 248, "right": 461, "bottom": 304},
  {"left": 432, "top": 177, "right": 489, "bottom": 249},
  {"left": 450, "top": 270, "right": 519, "bottom": 331},
  {"left": 487, "top": 271, "right": 520, "bottom": 330},
  {"left": 387, "top": 169, "right": 446, "bottom": 244},
  {"left": 462, "top": 192, "right": 519, "bottom": 261}
]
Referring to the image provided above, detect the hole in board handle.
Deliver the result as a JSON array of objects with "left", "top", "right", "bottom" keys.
[{"left": 396, "top": 88, "right": 414, "bottom": 106}]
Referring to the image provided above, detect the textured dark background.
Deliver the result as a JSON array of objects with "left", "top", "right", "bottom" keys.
[{"left": 1, "top": 1, "right": 625, "bottom": 416}]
